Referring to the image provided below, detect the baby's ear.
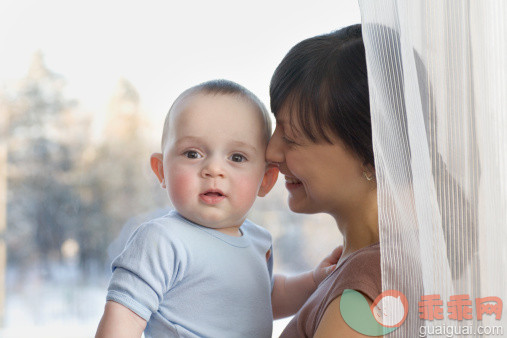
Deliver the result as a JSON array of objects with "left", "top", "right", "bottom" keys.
[
  {"left": 150, "top": 153, "right": 166, "bottom": 188},
  {"left": 257, "top": 164, "right": 279, "bottom": 197}
]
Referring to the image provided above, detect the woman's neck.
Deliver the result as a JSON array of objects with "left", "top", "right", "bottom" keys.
[{"left": 333, "top": 188, "right": 379, "bottom": 259}]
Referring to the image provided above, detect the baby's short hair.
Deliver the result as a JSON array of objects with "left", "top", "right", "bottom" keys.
[{"left": 161, "top": 79, "right": 272, "bottom": 151}]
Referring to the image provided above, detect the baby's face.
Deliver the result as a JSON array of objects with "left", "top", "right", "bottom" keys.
[{"left": 161, "top": 93, "right": 268, "bottom": 234}]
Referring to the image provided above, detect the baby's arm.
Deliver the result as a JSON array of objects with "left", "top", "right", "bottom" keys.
[
  {"left": 95, "top": 301, "right": 147, "bottom": 338},
  {"left": 271, "top": 246, "right": 343, "bottom": 319},
  {"left": 96, "top": 221, "right": 177, "bottom": 337}
]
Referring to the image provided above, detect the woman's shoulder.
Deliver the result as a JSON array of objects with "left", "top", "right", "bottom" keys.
[
  {"left": 338, "top": 242, "right": 381, "bottom": 274},
  {"left": 280, "top": 243, "right": 381, "bottom": 337},
  {"left": 328, "top": 243, "right": 381, "bottom": 297},
  {"left": 308, "top": 244, "right": 382, "bottom": 336}
]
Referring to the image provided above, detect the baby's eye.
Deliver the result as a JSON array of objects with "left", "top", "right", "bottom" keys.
[
  {"left": 229, "top": 153, "right": 246, "bottom": 163},
  {"left": 184, "top": 150, "right": 202, "bottom": 159}
]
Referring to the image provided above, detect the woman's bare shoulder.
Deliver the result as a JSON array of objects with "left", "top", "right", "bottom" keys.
[{"left": 314, "top": 294, "right": 373, "bottom": 338}]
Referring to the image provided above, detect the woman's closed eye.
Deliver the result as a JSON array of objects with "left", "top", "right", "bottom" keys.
[
  {"left": 229, "top": 153, "right": 247, "bottom": 163},
  {"left": 183, "top": 150, "right": 203, "bottom": 159},
  {"left": 282, "top": 135, "right": 298, "bottom": 145}
]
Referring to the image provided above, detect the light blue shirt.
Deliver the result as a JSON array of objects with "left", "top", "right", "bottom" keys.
[{"left": 107, "top": 210, "right": 273, "bottom": 338}]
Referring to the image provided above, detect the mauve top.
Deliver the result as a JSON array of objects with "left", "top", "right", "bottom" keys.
[{"left": 279, "top": 243, "right": 381, "bottom": 338}]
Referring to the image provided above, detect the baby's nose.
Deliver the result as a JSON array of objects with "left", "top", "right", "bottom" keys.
[{"left": 201, "top": 158, "right": 225, "bottom": 178}]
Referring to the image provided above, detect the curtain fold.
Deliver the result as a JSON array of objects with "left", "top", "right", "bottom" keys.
[{"left": 359, "top": 0, "right": 507, "bottom": 336}]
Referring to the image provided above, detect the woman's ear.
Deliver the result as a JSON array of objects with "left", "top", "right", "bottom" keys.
[
  {"left": 361, "top": 161, "right": 376, "bottom": 179},
  {"left": 150, "top": 153, "right": 166, "bottom": 188},
  {"left": 257, "top": 164, "right": 279, "bottom": 197}
]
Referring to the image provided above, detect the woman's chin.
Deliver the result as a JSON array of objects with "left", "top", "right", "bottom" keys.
[{"left": 288, "top": 196, "right": 318, "bottom": 214}]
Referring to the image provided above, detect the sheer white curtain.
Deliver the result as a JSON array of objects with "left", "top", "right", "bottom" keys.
[{"left": 359, "top": 0, "right": 507, "bottom": 336}]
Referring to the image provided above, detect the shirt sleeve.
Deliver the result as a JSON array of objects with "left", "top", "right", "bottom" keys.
[
  {"left": 330, "top": 245, "right": 382, "bottom": 302},
  {"left": 106, "top": 221, "right": 186, "bottom": 321}
]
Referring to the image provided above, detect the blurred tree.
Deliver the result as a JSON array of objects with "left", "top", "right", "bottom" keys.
[
  {"left": 76, "top": 78, "right": 165, "bottom": 271},
  {"left": 4, "top": 53, "right": 166, "bottom": 277},
  {"left": 0, "top": 77, "right": 9, "bottom": 325},
  {"left": 5, "top": 51, "right": 86, "bottom": 269}
]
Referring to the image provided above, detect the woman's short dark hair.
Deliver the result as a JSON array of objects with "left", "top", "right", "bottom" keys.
[{"left": 270, "top": 24, "right": 373, "bottom": 167}]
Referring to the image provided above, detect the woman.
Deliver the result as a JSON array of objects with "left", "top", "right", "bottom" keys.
[{"left": 266, "top": 24, "right": 381, "bottom": 337}]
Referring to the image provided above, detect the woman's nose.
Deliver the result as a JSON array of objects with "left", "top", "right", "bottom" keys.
[
  {"left": 201, "top": 157, "right": 225, "bottom": 178},
  {"left": 266, "top": 126, "right": 284, "bottom": 164}
]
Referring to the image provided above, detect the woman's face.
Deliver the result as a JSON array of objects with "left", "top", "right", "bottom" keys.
[{"left": 266, "top": 106, "right": 371, "bottom": 216}]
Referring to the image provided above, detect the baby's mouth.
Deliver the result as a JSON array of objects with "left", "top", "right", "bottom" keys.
[
  {"left": 199, "top": 189, "right": 226, "bottom": 204},
  {"left": 202, "top": 189, "right": 225, "bottom": 197}
]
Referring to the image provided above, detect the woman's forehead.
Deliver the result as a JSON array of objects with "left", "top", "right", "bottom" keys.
[
  {"left": 274, "top": 106, "right": 303, "bottom": 133},
  {"left": 274, "top": 104, "right": 293, "bottom": 124}
]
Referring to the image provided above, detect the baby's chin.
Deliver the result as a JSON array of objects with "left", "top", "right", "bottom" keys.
[
  {"left": 177, "top": 211, "right": 244, "bottom": 235},
  {"left": 197, "top": 221, "right": 243, "bottom": 237}
]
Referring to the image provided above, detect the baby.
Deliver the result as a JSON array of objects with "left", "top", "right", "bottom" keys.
[{"left": 96, "top": 80, "right": 341, "bottom": 338}]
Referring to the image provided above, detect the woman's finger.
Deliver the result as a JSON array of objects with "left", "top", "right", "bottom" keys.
[{"left": 326, "top": 246, "right": 343, "bottom": 264}]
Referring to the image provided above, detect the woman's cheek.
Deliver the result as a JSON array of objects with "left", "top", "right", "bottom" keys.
[{"left": 285, "top": 156, "right": 302, "bottom": 181}]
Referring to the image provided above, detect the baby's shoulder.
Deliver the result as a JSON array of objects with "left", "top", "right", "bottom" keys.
[
  {"left": 241, "top": 218, "right": 272, "bottom": 242},
  {"left": 131, "top": 211, "right": 190, "bottom": 243}
]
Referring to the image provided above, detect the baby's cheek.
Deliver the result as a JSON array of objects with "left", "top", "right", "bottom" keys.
[
  {"left": 168, "top": 170, "right": 195, "bottom": 206},
  {"left": 234, "top": 175, "right": 262, "bottom": 208}
]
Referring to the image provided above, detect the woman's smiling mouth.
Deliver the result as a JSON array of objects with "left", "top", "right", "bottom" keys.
[{"left": 284, "top": 176, "right": 303, "bottom": 191}]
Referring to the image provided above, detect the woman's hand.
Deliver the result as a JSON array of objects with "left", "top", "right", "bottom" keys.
[
  {"left": 271, "top": 246, "right": 343, "bottom": 319},
  {"left": 312, "top": 246, "right": 343, "bottom": 286}
]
